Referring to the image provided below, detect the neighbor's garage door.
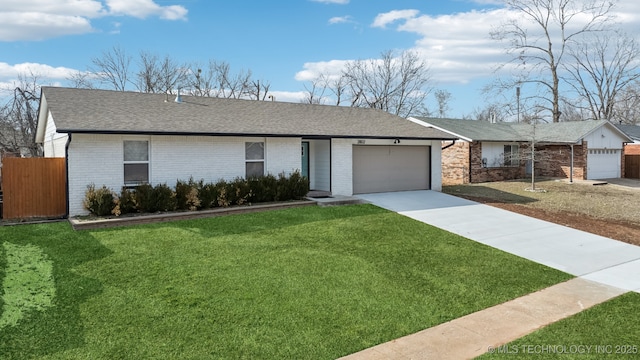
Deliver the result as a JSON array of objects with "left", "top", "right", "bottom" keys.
[
  {"left": 353, "top": 145, "right": 430, "bottom": 194},
  {"left": 587, "top": 149, "right": 621, "bottom": 179}
]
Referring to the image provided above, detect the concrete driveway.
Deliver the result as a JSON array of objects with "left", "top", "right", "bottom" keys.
[
  {"left": 356, "top": 190, "right": 640, "bottom": 293},
  {"left": 603, "top": 177, "right": 640, "bottom": 189}
]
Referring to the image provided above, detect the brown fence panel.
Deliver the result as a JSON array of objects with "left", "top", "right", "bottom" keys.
[
  {"left": 1, "top": 158, "right": 66, "bottom": 219},
  {"left": 625, "top": 155, "right": 640, "bottom": 179}
]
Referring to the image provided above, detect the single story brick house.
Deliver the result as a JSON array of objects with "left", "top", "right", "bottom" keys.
[
  {"left": 409, "top": 117, "right": 631, "bottom": 185},
  {"left": 35, "top": 87, "right": 456, "bottom": 216}
]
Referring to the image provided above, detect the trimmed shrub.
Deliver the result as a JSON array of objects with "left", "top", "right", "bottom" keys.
[
  {"left": 151, "top": 183, "right": 177, "bottom": 212},
  {"left": 227, "top": 177, "right": 252, "bottom": 206},
  {"left": 84, "top": 169, "right": 309, "bottom": 216},
  {"left": 118, "top": 187, "right": 138, "bottom": 215},
  {"left": 176, "top": 178, "right": 201, "bottom": 211},
  {"left": 215, "top": 180, "right": 230, "bottom": 208},
  {"left": 288, "top": 170, "right": 310, "bottom": 200},
  {"left": 275, "top": 170, "right": 310, "bottom": 201},
  {"left": 249, "top": 174, "right": 278, "bottom": 203},
  {"left": 134, "top": 184, "right": 154, "bottom": 213},
  {"left": 198, "top": 182, "right": 219, "bottom": 209},
  {"left": 83, "top": 184, "right": 116, "bottom": 216}
]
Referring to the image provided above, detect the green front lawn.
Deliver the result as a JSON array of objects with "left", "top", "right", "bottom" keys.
[
  {"left": 478, "top": 292, "right": 640, "bottom": 359},
  {"left": 0, "top": 205, "right": 570, "bottom": 359}
]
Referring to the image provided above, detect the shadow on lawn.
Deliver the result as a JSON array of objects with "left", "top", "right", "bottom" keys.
[
  {"left": 445, "top": 185, "right": 539, "bottom": 204},
  {"left": 0, "top": 222, "right": 113, "bottom": 360}
]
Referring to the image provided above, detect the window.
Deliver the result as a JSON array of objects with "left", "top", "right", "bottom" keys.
[
  {"left": 503, "top": 145, "right": 519, "bottom": 167},
  {"left": 245, "top": 142, "right": 264, "bottom": 178},
  {"left": 124, "top": 140, "right": 149, "bottom": 185}
]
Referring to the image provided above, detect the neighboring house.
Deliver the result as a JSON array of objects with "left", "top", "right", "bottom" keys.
[
  {"left": 615, "top": 124, "right": 640, "bottom": 151},
  {"left": 616, "top": 124, "right": 640, "bottom": 179},
  {"left": 409, "top": 117, "right": 631, "bottom": 185},
  {"left": 35, "top": 87, "right": 456, "bottom": 216}
]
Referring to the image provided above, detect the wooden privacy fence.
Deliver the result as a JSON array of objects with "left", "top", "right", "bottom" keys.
[
  {"left": 625, "top": 155, "right": 640, "bottom": 179},
  {"left": 1, "top": 157, "right": 66, "bottom": 219}
]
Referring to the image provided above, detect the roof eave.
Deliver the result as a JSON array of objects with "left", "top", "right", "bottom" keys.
[
  {"left": 408, "top": 117, "right": 471, "bottom": 142},
  {"left": 55, "top": 129, "right": 457, "bottom": 141}
]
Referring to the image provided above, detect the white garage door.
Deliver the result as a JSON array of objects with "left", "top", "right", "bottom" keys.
[
  {"left": 353, "top": 145, "right": 430, "bottom": 194},
  {"left": 587, "top": 149, "right": 621, "bottom": 179}
]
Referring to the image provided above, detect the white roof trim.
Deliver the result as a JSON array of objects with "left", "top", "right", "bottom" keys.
[{"left": 408, "top": 117, "right": 471, "bottom": 142}]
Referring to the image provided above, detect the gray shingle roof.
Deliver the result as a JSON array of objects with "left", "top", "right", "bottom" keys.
[
  {"left": 39, "top": 87, "right": 456, "bottom": 140},
  {"left": 413, "top": 117, "right": 629, "bottom": 143},
  {"left": 615, "top": 124, "right": 640, "bottom": 141}
]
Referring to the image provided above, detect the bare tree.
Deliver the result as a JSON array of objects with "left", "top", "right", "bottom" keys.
[
  {"left": 66, "top": 71, "right": 95, "bottom": 89},
  {"left": 90, "top": 45, "right": 132, "bottom": 91},
  {"left": 301, "top": 75, "right": 329, "bottom": 104},
  {"left": 302, "top": 73, "right": 349, "bottom": 106},
  {"left": 135, "top": 52, "right": 189, "bottom": 94},
  {"left": 611, "top": 80, "right": 640, "bottom": 124},
  {"left": 434, "top": 89, "right": 452, "bottom": 118},
  {"left": 0, "top": 73, "right": 43, "bottom": 157},
  {"left": 468, "top": 103, "right": 506, "bottom": 122},
  {"left": 248, "top": 79, "right": 271, "bottom": 101},
  {"left": 343, "top": 50, "right": 433, "bottom": 117},
  {"left": 566, "top": 31, "right": 640, "bottom": 121},
  {"left": 490, "top": 0, "right": 615, "bottom": 122},
  {"left": 185, "top": 60, "right": 255, "bottom": 99}
]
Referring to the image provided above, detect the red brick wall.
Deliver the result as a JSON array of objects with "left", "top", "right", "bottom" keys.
[
  {"left": 625, "top": 144, "right": 640, "bottom": 155},
  {"left": 470, "top": 142, "right": 525, "bottom": 183},
  {"left": 535, "top": 144, "right": 586, "bottom": 180},
  {"left": 440, "top": 141, "right": 588, "bottom": 184}
]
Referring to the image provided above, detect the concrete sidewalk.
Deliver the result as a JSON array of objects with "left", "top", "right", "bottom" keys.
[
  {"left": 339, "top": 278, "right": 625, "bottom": 360},
  {"left": 357, "top": 190, "right": 640, "bottom": 293}
]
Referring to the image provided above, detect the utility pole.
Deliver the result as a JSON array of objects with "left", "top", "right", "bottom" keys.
[{"left": 516, "top": 86, "right": 521, "bottom": 123}]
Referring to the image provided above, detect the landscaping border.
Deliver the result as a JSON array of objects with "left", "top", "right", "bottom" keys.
[{"left": 69, "top": 200, "right": 317, "bottom": 230}]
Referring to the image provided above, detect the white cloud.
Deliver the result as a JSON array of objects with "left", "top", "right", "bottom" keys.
[
  {"left": 328, "top": 16, "right": 353, "bottom": 25},
  {"left": 1, "top": 0, "right": 105, "bottom": 17},
  {"left": 0, "top": 0, "right": 187, "bottom": 41},
  {"left": 310, "top": 0, "right": 349, "bottom": 4},
  {"left": 0, "top": 61, "right": 82, "bottom": 97},
  {"left": 266, "top": 91, "right": 307, "bottom": 103},
  {"left": 0, "top": 62, "right": 80, "bottom": 79},
  {"left": 106, "top": 0, "right": 187, "bottom": 20},
  {"left": 294, "top": 60, "right": 350, "bottom": 82},
  {"left": 371, "top": 9, "right": 419, "bottom": 28},
  {"left": 0, "top": 12, "right": 94, "bottom": 41},
  {"left": 298, "top": 0, "right": 640, "bottom": 88}
]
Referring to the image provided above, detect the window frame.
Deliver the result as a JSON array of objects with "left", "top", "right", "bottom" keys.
[
  {"left": 503, "top": 144, "right": 520, "bottom": 167},
  {"left": 245, "top": 141, "right": 265, "bottom": 178},
  {"left": 123, "top": 139, "right": 150, "bottom": 186}
]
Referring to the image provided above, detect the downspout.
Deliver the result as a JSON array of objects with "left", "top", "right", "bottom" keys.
[
  {"left": 468, "top": 142, "right": 473, "bottom": 183},
  {"left": 441, "top": 139, "right": 456, "bottom": 150},
  {"left": 64, "top": 133, "right": 72, "bottom": 218}
]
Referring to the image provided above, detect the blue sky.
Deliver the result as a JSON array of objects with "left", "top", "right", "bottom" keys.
[{"left": 1, "top": 0, "right": 640, "bottom": 118}]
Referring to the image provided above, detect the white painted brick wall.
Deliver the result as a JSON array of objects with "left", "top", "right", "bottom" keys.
[
  {"left": 151, "top": 135, "right": 246, "bottom": 186},
  {"left": 265, "top": 137, "right": 302, "bottom": 176},
  {"left": 68, "top": 134, "right": 303, "bottom": 216},
  {"left": 430, "top": 143, "right": 443, "bottom": 191},
  {"left": 331, "top": 139, "right": 353, "bottom": 196},
  {"left": 68, "top": 134, "right": 124, "bottom": 215}
]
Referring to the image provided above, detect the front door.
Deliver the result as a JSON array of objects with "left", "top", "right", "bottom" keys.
[{"left": 301, "top": 142, "right": 309, "bottom": 179}]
